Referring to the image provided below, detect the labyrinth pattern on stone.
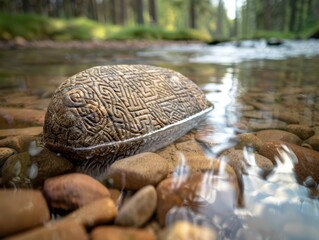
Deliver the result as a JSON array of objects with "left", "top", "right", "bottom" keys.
[{"left": 44, "top": 65, "right": 212, "bottom": 167}]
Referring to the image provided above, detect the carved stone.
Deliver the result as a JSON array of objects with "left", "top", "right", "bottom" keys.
[{"left": 43, "top": 65, "right": 213, "bottom": 171}]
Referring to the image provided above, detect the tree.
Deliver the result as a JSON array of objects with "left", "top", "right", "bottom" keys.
[
  {"left": 189, "top": 0, "right": 196, "bottom": 29},
  {"left": 149, "top": 0, "right": 157, "bottom": 25},
  {"left": 136, "top": 0, "right": 144, "bottom": 25}
]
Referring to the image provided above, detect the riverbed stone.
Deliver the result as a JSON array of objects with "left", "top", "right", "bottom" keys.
[
  {"left": 115, "top": 185, "right": 157, "bottom": 227},
  {"left": 43, "top": 173, "right": 110, "bottom": 211},
  {"left": 220, "top": 149, "right": 274, "bottom": 176},
  {"left": 1, "top": 147, "right": 74, "bottom": 188},
  {"left": 62, "top": 197, "right": 117, "bottom": 227},
  {"left": 0, "top": 147, "right": 16, "bottom": 168},
  {"left": 156, "top": 167, "right": 239, "bottom": 227},
  {"left": 0, "top": 127, "right": 43, "bottom": 138},
  {"left": 0, "top": 107, "right": 45, "bottom": 126},
  {"left": 255, "top": 129, "right": 302, "bottom": 145},
  {"left": 0, "top": 189, "right": 50, "bottom": 238},
  {"left": 284, "top": 124, "right": 315, "bottom": 140},
  {"left": 91, "top": 226, "right": 156, "bottom": 240},
  {"left": 0, "top": 135, "right": 36, "bottom": 152},
  {"left": 272, "top": 111, "right": 300, "bottom": 124},
  {"left": 305, "top": 135, "right": 319, "bottom": 151},
  {"left": 234, "top": 133, "right": 263, "bottom": 151},
  {"left": 258, "top": 141, "right": 319, "bottom": 184},
  {"left": 5, "top": 221, "right": 87, "bottom": 240},
  {"left": 162, "top": 221, "right": 216, "bottom": 240},
  {"left": 248, "top": 119, "right": 287, "bottom": 131},
  {"left": 106, "top": 152, "right": 168, "bottom": 190}
]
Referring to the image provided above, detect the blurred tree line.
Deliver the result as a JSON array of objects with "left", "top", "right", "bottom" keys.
[{"left": 0, "top": 0, "right": 318, "bottom": 40}]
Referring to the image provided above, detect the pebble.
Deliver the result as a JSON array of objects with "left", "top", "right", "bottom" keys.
[
  {"left": 0, "top": 147, "right": 16, "bottom": 168},
  {"left": 43, "top": 173, "right": 110, "bottom": 211},
  {"left": 220, "top": 149, "right": 274, "bottom": 176},
  {"left": 305, "top": 135, "right": 319, "bottom": 151},
  {"left": 0, "top": 135, "right": 36, "bottom": 153},
  {"left": 248, "top": 119, "right": 287, "bottom": 131},
  {"left": 62, "top": 197, "right": 117, "bottom": 227},
  {"left": 284, "top": 124, "right": 315, "bottom": 140},
  {"left": 0, "top": 127, "right": 43, "bottom": 138},
  {"left": 163, "top": 221, "right": 216, "bottom": 240},
  {"left": 91, "top": 226, "right": 156, "bottom": 240},
  {"left": 272, "top": 111, "right": 300, "bottom": 124},
  {"left": 255, "top": 129, "right": 302, "bottom": 145},
  {"left": 106, "top": 152, "right": 168, "bottom": 190},
  {"left": 115, "top": 185, "right": 157, "bottom": 227},
  {"left": 1, "top": 148, "right": 74, "bottom": 188},
  {"left": 156, "top": 170, "right": 239, "bottom": 227},
  {"left": 258, "top": 141, "right": 319, "bottom": 184},
  {"left": 0, "top": 107, "right": 45, "bottom": 126},
  {"left": 234, "top": 133, "right": 263, "bottom": 151},
  {"left": 5, "top": 221, "right": 87, "bottom": 240},
  {"left": 0, "top": 190, "right": 49, "bottom": 238}
]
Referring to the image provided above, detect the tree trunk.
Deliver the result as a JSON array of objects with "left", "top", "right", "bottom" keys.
[
  {"left": 189, "top": 0, "right": 196, "bottom": 29},
  {"left": 149, "top": 0, "right": 157, "bottom": 25},
  {"left": 216, "top": 0, "right": 223, "bottom": 39},
  {"left": 289, "top": 0, "right": 297, "bottom": 32},
  {"left": 136, "top": 0, "right": 144, "bottom": 25},
  {"left": 22, "top": 0, "right": 31, "bottom": 13},
  {"left": 119, "top": 0, "right": 127, "bottom": 25}
]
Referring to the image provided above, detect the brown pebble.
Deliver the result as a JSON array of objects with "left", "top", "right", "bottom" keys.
[
  {"left": 258, "top": 141, "right": 319, "bottom": 184},
  {"left": 115, "top": 185, "right": 157, "bottom": 227},
  {"left": 235, "top": 133, "right": 263, "bottom": 151},
  {"left": 106, "top": 152, "right": 168, "bottom": 190},
  {"left": 0, "top": 190, "right": 50, "bottom": 238},
  {"left": 5, "top": 221, "right": 87, "bottom": 240},
  {"left": 91, "top": 226, "right": 156, "bottom": 240},
  {"left": 0, "top": 135, "right": 35, "bottom": 153},
  {"left": 0, "top": 147, "right": 16, "bottom": 168},
  {"left": 255, "top": 129, "right": 302, "bottom": 145},
  {"left": 305, "top": 135, "right": 319, "bottom": 151},
  {"left": 44, "top": 173, "right": 110, "bottom": 211},
  {"left": 62, "top": 197, "right": 117, "bottom": 227},
  {"left": 285, "top": 124, "right": 315, "bottom": 140}
]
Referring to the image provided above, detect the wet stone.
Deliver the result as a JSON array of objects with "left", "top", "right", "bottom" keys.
[
  {"left": 272, "top": 111, "right": 300, "bottom": 124},
  {"left": 284, "top": 124, "right": 315, "bottom": 140},
  {"left": 305, "top": 135, "right": 319, "bottom": 151},
  {"left": 258, "top": 141, "right": 319, "bottom": 184},
  {"left": 0, "top": 107, "right": 45, "bottom": 126},
  {"left": 163, "top": 221, "right": 216, "bottom": 240},
  {"left": 156, "top": 167, "right": 239, "bottom": 227},
  {"left": 5, "top": 221, "right": 87, "bottom": 240},
  {"left": 0, "top": 127, "right": 43, "bottom": 138},
  {"left": 255, "top": 129, "right": 302, "bottom": 145},
  {"left": 0, "top": 135, "right": 36, "bottom": 153},
  {"left": 91, "top": 226, "right": 156, "bottom": 240},
  {"left": 0, "top": 147, "right": 16, "bottom": 168},
  {"left": 44, "top": 173, "right": 111, "bottom": 211},
  {"left": 234, "top": 133, "right": 263, "bottom": 152},
  {"left": 106, "top": 152, "right": 168, "bottom": 190},
  {"left": 61, "top": 197, "right": 117, "bottom": 227},
  {"left": 248, "top": 119, "right": 287, "bottom": 131},
  {"left": 1, "top": 147, "right": 75, "bottom": 188},
  {"left": 0, "top": 190, "right": 50, "bottom": 238},
  {"left": 115, "top": 185, "right": 157, "bottom": 227}
]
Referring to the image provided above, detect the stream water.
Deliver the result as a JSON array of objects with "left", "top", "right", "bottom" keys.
[{"left": 1, "top": 39, "right": 319, "bottom": 239}]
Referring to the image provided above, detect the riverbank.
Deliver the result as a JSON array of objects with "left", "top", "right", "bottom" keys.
[{"left": 0, "top": 39, "right": 204, "bottom": 50}]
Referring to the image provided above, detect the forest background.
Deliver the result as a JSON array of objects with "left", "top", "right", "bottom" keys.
[{"left": 0, "top": 0, "right": 319, "bottom": 42}]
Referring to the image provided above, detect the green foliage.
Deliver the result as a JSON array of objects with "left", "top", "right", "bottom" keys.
[{"left": 0, "top": 13, "right": 211, "bottom": 42}]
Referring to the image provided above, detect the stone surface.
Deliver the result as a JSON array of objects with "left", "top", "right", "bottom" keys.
[
  {"left": 44, "top": 173, "right": 110, "bottom": 211},
  {"left": 156, "top": 167, "right": 239, "bottom": 227},
  {"left": 0, "top": 127, "right": 43, "bottom": 138},
  {"left": 305, "top": 135, "right": 319, "bottom": 151},
  {"left": 115, "top": 185, "right": 157, "bottom": 227},
  {"left": 0, "top": 107, "right": 45, "bottom": 126},
  {"left": 106, "top": 152, "right": 168, "bottom": 190},
  {"left": 1, "top": 147, "right": 74, "bottom": 188},
  {"left": 258, "top": 141, "right": 319, "bottom": 184},
  {"left": 0, "top": 190, "right": 50, "bottom": 238},
  {"left": 62, "top": 197, "right": 117, "bottom": 227},
  {"left": 91, "top": 226, "right": 156, "bottom": 240},
  {"left": 43, "top": 65, "right": 212, "bottom": 168},
  {"left": 0, "top": 147, "right": 16, "bottom": 168},
  {"left": 163, "top": 221, "right": 216, "bottom": 240},
  {"left": 234, "top": 133, "right": 263, "bottom": 151},
  {"left": 220, "top": 149, "right": 274, "bottom": 176},
  {"left": 0, "top": 135, "right": 36, "bottom": 153},
  {"left": 255, "top": 129, "right": 302, "bottom": 145},
  {"left": 5, "top": 221, "right": 87, "bottom": 240},
  {"left": 284, "top": 124, "right": 315, "bottom": 140}
]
